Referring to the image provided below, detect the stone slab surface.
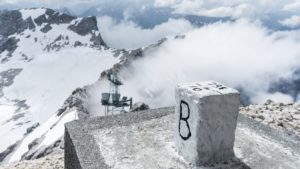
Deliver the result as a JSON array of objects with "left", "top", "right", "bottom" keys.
[{"left": 65, "top": 107, "right": 300, "bottom": 169}]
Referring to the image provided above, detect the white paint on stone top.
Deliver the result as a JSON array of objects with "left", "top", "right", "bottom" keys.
[{"left": 177, "top": 81, "right": 239, "bottom": 98}]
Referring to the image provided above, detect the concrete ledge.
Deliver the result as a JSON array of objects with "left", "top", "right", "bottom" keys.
[
  {"left": 65, "top": 107, "right": 174, "bottom": 169},
  {"left": 65, "top": 107, "right": 300, "bottom": 169}
]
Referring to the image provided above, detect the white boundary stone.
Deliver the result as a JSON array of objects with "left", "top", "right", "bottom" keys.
[{"left": 175, "top": 81, "right": 240, "bottom": 166}]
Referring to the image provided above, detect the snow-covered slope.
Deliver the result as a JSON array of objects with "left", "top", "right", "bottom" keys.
[{"left": 0, "top": 8, "right": 119, "bottom": 163}]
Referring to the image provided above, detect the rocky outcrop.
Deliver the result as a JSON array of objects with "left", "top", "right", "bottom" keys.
[
  {"left": 0, "top": 153, "right": 63, "bottom": 169},
  {"left": 57, "top": 88, "right": 89, "bottom": 118},
  {"left": 44, "top": 35, "right": 71, "bottom": 52},
  {"left": 25, "top": 123, "right": 40, "bottom": 136},
  {"left": 68, "top": 16, "right": 107, "bottom": 48},
  {"left": 240, "top": 100, "right": 300, "bottom": 136},
  {"left": 100, "top": 38, "right": 167, "bottom": 79},
  {"left": 33, "top": 9, "right": 76, "bottom": 26},
  {"left": 130, "top": 102, "right": 150, "bottom": 112},
  {"left": 22, "top": 139, "right": 63, "bottom": 161},
  {"left": 0, "top": 69, "right": 22, "bottom": 97},
  {"left": 40, "top": 24, "right": 52, "bottom": 33},
  {"left": 0, "top": 141, "right": 20, "bottom": 163},
  {"left": 68, "top": 16, "right": 98, "bottom": 36},
  {"left": 0, "top": 10, "right": 35, "bottom": 37},
  {"left": 0, "top": 11, "right": 34, "bottom": 56},
  {"left": 90, "top": 32, "right": 107, "bottom": 48},
  {"left": 0, "top": 37, "right": 20, "bottom": 59}
]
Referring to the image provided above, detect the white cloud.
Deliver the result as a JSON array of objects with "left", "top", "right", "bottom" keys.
[
  {"left": 153, "top": 0, "right": 298, "bottom": 18},
  {"left": 252, "top": 92, "right": 294, "bottom": 104},
  {"left": 279, "top": 15, "right": 300, "bottom": 28},
  {"left": 97, "top": 16, "right": 194, "bottom": 49},
  {"left": 1, "top": 0, "right": 300, "bottom": 22},
  {"left": 154, "top": 0, "right": 178, "bottom": 7},
  {"left": 283, "top": 0, "right": 300, "bottom": 11},
  {"left": 118, "top": 20, "right": 300, "bottom": 107},
  {"left": 195, "top": 4, "right": 253, "bottom": 18}
]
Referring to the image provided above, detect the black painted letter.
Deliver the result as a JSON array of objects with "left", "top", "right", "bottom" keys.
[{"left": 179, "top": 100, "right": 192, "bottom": 140}]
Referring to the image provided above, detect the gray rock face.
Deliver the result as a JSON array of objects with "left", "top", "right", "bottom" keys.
[
  {"left": 175, "top": 81, "right": 240, "bottom": 166},
  {"left": 57, "top": 88, "right": 89, "bottom": 118},
  {"left": 90, "top": 32, "right": 107, "bottom": 48},
  {"left": 0, "top": 11, "right": 35, "bottom": 55},
  {"left": 22, "top": 138, "right": 63, "bottom": 161},
  {"left": 34, "top": 9, "right": 76, "bottom": 26},
  {"left": 74, "top": 41, "right": 83, "bottom": 47},
  {"left": 26, "top": 17, "right": 36, "bottom": 30},
  {"left": 40, "top": 24, "right": 52, "bottom": 33},
  {"left": 25, "top": 123, "right": 40, "bottom": 135},
  {"left": 0, "top": 8, "right": 107, "bottom": 56},
  {"left": 68, "top": 16, "right": 98, "bottom": 36},
  {"left": 0, "top": 37, "right": 20, "bottom": 59},
  {"left": 0, "top": 68, "right": 22, "bottom": 97},
  {"left": 0, "top": 141, "right": 20, "bottom": 162},
  {"left": 68, "top": 16, "right": 107, "bottom": 48},
  {"left": 0, "top": 10, "right": 34, "bottom": 37},
  {"left": 130, "top": 102, "right": 149, "bottom": 112}
]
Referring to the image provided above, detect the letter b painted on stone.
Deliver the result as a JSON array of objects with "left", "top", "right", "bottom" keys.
[{"left": 179, "top": 100, "right": 191, "bottom": 140}]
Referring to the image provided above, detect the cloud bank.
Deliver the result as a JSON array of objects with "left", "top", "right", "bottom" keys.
[
  {"left": 155, "top": 0, "right": 298, "bottom": 18},
  {"left": 2, "top": 0, "right": 300, "bottom": 20},
  {"left": 97, "top": 16, "right": 194, "bottom": 49},
  {"left": 279, "top": 15, "right": 300, "bottom": 28},
  {"left": 118, "top": 20, "right": 300, "bottom": 107}
]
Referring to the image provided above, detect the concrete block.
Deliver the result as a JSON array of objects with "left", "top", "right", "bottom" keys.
[{"left": 175, "top": 81, "right": 240, "bottom": 166}]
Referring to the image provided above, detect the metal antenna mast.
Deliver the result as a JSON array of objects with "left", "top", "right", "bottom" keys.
[{"left": 101, "top": 72, "right": 133, "bottom": 116}]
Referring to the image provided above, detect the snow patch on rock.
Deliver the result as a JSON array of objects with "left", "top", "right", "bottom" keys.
[{"left": 20, "top": 8, "right": 47, "bottom": 20}]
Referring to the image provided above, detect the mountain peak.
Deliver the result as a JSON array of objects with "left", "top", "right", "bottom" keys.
[{"left": 0, "top": 8, "right": 107, "bottom": 61}]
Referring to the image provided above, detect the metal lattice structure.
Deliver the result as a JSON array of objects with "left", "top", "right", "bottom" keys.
[{"left": 101, "top": 72, "right": 132, "bottom": 115}]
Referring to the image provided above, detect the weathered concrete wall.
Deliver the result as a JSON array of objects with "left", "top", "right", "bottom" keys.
[
  {"left": 175, "top": 81, "right": 240, "bottom": 166},
  {"left": 64, "top": 129, "right": 81, "bottom": 169}
]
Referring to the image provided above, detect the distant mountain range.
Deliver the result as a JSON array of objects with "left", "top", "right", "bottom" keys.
[
  {"left": 80, "top": 6, "right": 232, "bottom": 29},
  {"left": 79, "top": 6, "right": 300, "bottom": 30}
]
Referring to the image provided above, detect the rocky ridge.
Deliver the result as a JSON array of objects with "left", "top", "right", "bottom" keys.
[{"left": 100, "top": 38, "right": 167, "bottom": 79}]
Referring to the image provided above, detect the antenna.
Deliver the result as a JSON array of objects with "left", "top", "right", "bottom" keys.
[{"left": 101, "top": 72, "right": 133, "bottom": 116}]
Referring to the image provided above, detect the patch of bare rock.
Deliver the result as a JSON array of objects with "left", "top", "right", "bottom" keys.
[
  {"left": 240, "top": 100, "right": 300, "bottom": 136},
  {"left": 0, "top": 151, "right": 63, "bottom": 169}
]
